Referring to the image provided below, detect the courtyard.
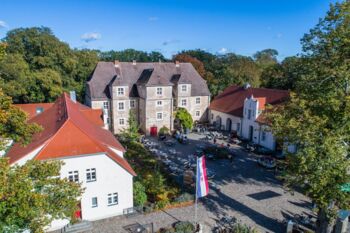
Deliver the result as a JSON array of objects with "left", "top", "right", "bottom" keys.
[{"left": 83, "top": 132, "right": 313, "bottom": 233}]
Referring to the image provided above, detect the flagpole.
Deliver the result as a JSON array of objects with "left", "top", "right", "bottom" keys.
[{"left": 194, "top": 155, "right": 198, "bottom": 226}]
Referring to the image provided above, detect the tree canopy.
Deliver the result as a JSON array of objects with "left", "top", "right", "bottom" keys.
[
  {"left": 175, "top": 107, "right": 193, "bottom": 130},
  {"left": 0, "top": 27, "right": 98, "bottom": 103},
  {"left": 268, "top": 1, "right": 350, "bottom": 232}
]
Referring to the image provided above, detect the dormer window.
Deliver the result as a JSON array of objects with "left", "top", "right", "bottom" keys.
[
  {"left": 36, "top": 107, "right": 44, "bottom": 115},
  {"left": 181, "top": 85, "right": 187, "bottom": 92},
  {"left": 157, "top": 87, "right": 163, "bottom": 96},
  {"left": 117, "top": 87, "right": 125, "bottom": 96}
]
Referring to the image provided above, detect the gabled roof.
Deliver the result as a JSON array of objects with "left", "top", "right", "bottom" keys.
[
  {"left": 87, "top": 62, "right": 210, "bottom": 100},
  {"left": 7, "top": 93, "right": 136, "bottom": 176},
  {"left": 209, "top": 85, "right": 289, "bottom": 118}
]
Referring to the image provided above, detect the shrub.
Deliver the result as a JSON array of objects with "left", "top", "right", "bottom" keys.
[
  {"left": 155, "top": 199, "right": 170, "bottom": 209},
  {"left": 231, "top": 223, "right": 259, "bottom": 233},
  {"left": 133, "top": 181, "right": 147, "bottom": 207},
  {"left": 174, "top": 193, "right": 194, "bottom": 203},
  {"left": 159, "top": 126, "right": 170, "bottom": 135},
  {"left": 174, "top": 221, "right": 195, "bottom": 233}
]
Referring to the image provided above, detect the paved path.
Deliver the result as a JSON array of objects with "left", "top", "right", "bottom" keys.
[{"left": 58, "top": 133, "right": 312, "bottom": 233}]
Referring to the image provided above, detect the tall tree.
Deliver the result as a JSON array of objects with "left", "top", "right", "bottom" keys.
[
  {"left": 99, "top": 49, "right": 166, "bottom": 62},
  {"left": 268, "top": 1, "right": 350, "bottom": 232},
  {"left": 173, "top": 53, "right": 206, "bottom": 77},
  {"left": 253, "top": 49, "right": 278, "bottom": 69},
  {"left": 260, "top": 56, "right": 303, "bottom": 90},
  {"left": 0, "top": 27, "right": 98, "bottom": 102}
]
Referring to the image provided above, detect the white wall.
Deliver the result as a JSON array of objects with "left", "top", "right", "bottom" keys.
[
  {"left": 209, "top": 110, "right": 241, "bottom": 133},
  {"left": 43, "top": 153, "right": 133, "bottom": 231}
]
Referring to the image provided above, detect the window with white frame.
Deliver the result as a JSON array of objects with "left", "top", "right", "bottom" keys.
[
  {"left": 195, "top": 111, "right": 200, "bottom": 117},
  {"left": 181, "top": 99, "right": 187, "bottom": 106},
  {"left": 107, "top": 193, "right": 118, "bottom": 206},
  {"left": 130, "top": 100, "right": 135, "bottom": 108},
  {"left": 261, "top": 131, "right": 266, "bottom": 141},
  {"left": 68, "top": 171, "right": 79, "bottom": 182},
  {"left": 91, "top": 197, "right": 98, "bottom": 208},
  {"left": 195, "top": 97, "right": 200, "bottom": 104},
  {"left": 237, "top": 123, "right": 241, "bottom": 132},
  {"left": 119, "top": 118, "right": 125, "bottom": 125},
  {"left": 156, "top": 87, "right": 162, "bottom": 96},
  {"left": 211, "top": 114, "right": 214, "bottom": 120},
  {"left": 248, "top": 109, "right": 252, "bottom": 120},
  {"left": 118, "top": 102, "right": 125, "bottom": 111},
  {"left": 103, "top": 101, "right": 109, "bottom": 110},
  {"left": 156, "top": 100, "right": 163, "bottom": 106},
  {"left": 181, "top": 85, "right": 187, "bottom": 92},
  {"left": 86, "top": 168, "right": 96, "bottom": 182},
  {"left": 117, "top": 87, "right": 125, "bottom": 96},
  {"left": 156, "top": 112, "right": 163, "bottom": 120}
]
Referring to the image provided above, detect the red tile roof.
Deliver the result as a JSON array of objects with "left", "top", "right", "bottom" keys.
[
  {"left": 209, "top": 85, "right": 289, "bottom": 118},
  {"left": 7, "top": 93, "right": 136, "bottom": 176},
  {"left": 15, "top": 103, "right": 54, "bottom": 119}
]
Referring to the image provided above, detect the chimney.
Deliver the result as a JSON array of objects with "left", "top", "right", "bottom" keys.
[
  {"left": 69, "top": 91, "right": 76, "bottom": 102},
  {"left": 175, "top": 61, "right": 180, "bottom": 67},
  {"left": 132, "top": 60, "right": 136, "bottom": 65},
  {"left": 243, "top": 83, "right": 251, "bottom": 90},
  {"left": 114, "top": 60, "right": 120, "bottom": 68}
]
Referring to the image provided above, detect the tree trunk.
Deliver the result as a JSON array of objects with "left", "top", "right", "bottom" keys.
[{"left": 316, "top": 208, "right": 335, "bottom": 233}]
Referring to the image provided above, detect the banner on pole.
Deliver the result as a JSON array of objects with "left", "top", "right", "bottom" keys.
[{"left": 196, "top": 155, "right": 209, "bottom": 198}]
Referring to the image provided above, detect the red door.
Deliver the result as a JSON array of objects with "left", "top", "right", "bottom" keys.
[
  {"left": 74, "top": 202, "right": 82, "bottom": 219},
  {"left": 150, "top": 126, "right": 157, "bottom": 136}
]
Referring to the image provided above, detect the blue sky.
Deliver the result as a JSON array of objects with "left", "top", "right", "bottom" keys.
[{"left": 0, "top": 0, "right": 336, "bottom": 59}]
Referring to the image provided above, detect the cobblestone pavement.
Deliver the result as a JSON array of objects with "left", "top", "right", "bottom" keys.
[{"left": 70, "top": 133, "right": 312, "bottom": 233}]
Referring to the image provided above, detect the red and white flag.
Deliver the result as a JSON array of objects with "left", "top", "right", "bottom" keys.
[{"left": 196, "top": 155, "right": 209, "bottom": 197}]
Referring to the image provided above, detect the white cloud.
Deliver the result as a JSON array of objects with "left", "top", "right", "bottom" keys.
[
  {"left": 218, "top": 47, "right": 228, "bottom": 54},
  {"left": 148, "top": 16, "right": 159, "bottom": 21},
  {"left": 276, "top": 33, "right": 283, "bottom": 39},
  {"left": 0, "top": 20, "right": 8, "bottom": 28},
  {"left": 162, "top": 39, "right": 180, "bottom": 46},
  {"left": 81, "top": 32, "right": 101, "bottom": 42}
]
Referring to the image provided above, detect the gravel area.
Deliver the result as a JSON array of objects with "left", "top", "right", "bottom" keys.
[{"left": 56, "top": 133, "right": 312, "bottom": 233}]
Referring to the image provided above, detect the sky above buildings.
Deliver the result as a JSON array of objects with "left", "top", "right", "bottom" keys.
[{"left": 0, "top": 0, "right": 337, "bottom": 59}]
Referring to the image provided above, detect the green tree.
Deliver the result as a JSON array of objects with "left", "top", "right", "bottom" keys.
[
  {"left": 99, "top": 49, "right": 166, "bottom": 62},
  {"left": 0, "top": 159, "right": 83, "bottom": 233},
  {"left": 0, "top": 27, "right": 99, "bottom": 102},
  {"left": 175, "top": 107, "right": 193, "bottom": 130},
  {"left": 253, "top": 49, "right": 278, "bottom": 69},
  {"left": 133, "top": 181, "right": 147, "bottom": 207},
  {"left": 0, "top": 89, "right": 41, "bottom": 149},
  {"left": 260, "top": 56, "right": 303, "bottom": 90},
  {"left": 120, "top": 110, "right": 140, "bottom": 141},
  {"left": 268, "top": 1, "right": 350, "bottom": 232}
]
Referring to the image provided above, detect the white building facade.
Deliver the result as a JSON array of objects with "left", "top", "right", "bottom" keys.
[
  {"left": 6, "top": 93, "right": 136, "bottom": 232},
  {"left": 209, "top": 85, "right": 290, "bottom": 151}
]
